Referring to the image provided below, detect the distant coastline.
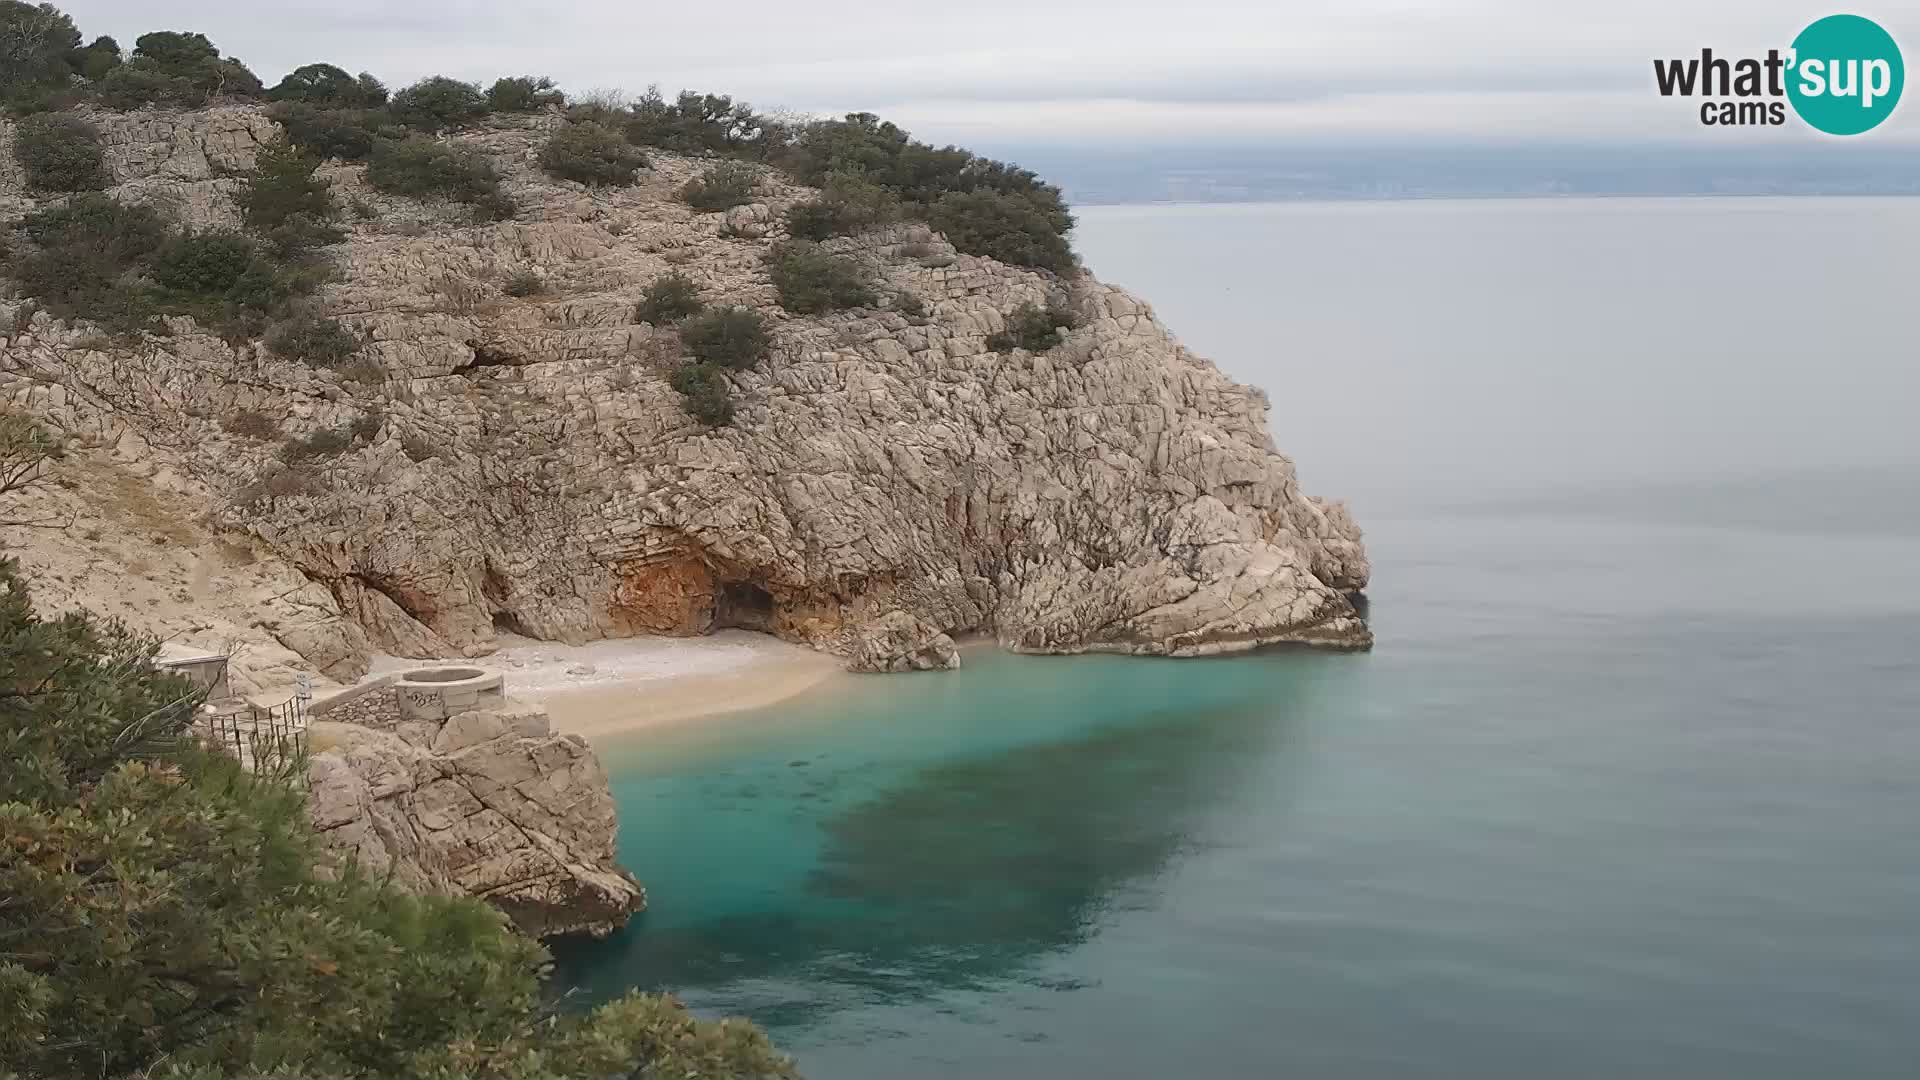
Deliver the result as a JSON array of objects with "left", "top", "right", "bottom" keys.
[
  {"left": 988, "top": 141, "right": 1920, "bottom": 206},
  {"left": 1069, "top": 189, "right": 1920, "bottom": 207}
]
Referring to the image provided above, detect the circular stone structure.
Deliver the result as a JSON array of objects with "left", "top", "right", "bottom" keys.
[{"left": 393, "top": 666, "right": 507, "bottom": 721}]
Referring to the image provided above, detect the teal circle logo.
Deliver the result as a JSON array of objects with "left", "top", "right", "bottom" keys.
[{"left": 1788, "top": 14, "right": 1904, "bottom": 135}]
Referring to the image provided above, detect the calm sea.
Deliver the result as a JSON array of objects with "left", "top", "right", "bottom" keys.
[{"left": 555, "top": 198, "right": 1920, "bottom": 1078}]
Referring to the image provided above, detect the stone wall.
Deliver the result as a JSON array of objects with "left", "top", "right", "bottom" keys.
[{"left": 310, "top": 678, "right": 399, "bottom": 728}]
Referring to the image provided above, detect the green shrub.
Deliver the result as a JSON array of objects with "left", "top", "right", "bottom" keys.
[
  {"left": 238, "top": 137, "right": 344, "bottom": 256},
  {"left": 766, "top": 240, "right": 874, "bottom": 314},
  {"left": 670, "top": 361, "right": 734, "bottom": 425},
  {"left": 0, "top": 0, "right": 82, "bottom": 100},
  {"left": 367, "top": 136, "right": 501, "bottom": 203},
  {"left": 894, "top": 291, "right": 927, "bottom": 318},
  {"left": 267, "top": 63, "right": 386, "bottom": 107},
  {"left": 267, "top": 102, "right": 389, "bottom": 162},
  {"left": 487, "top": 75, "right": 563, "bottom": 112},
  {"left": 986, "top": 299, "right": 1076, "bottom": 353},
  {"left": 347, "top": 410, "right": 382, "bottom": 441},
  {"left": 12, "top": 112, "right": 108, "bottom": 191},
  {"left": 92, "top": 30, "right": 262, "bottom": 109},
  {"left": 784, "top": 169, "right": 898, "bottom": 239},
  {"left": 152, "top": 229, "right": 255, "bottom": 295},
  {"left": 627, "top": 87, "right": 775, "bottom": 157},
  {"left": 681, "top": 305, "right": 768, "bottom": 370},
  {"left": 390, "top": 75, "right": 487, "bottom": 132},
  {"left": 265, "top": 310, "right": 358, "bottom": 367},
  {"left": 147, "top": 229, "right": 308, "bottom": 337},
  {"left": 680, "top": 161, "right": 758, "bottom": 211},
  {"left": 503, "top": 270, "right": 542, "bottom": 297},
  {"left": 91, "top": 63, "right": 190, "bottom": 109},
  {"left": 634, "top": 271, "right": 703, "bottom": 324},
  {"left": 538, "top": 121, "right": 645, "bottom": 186},
  {"left": 7, "top": 193, "right": 167, "bottom": 327},
  {"left": 928, "top": 189, "right": 1077, "bottom": 275},
  {"left": 779, "top": 111, "right": 1076, "bottom": 270},
  {"left": 69, "top": 34, "right": 122, "bottom": 81}
]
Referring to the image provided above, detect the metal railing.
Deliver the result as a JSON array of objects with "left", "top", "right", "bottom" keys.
[{"left": 202, "top": 692, "right": 308, "bottom": 773}]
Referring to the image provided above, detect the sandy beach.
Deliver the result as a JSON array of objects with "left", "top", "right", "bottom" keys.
[{"left": 366, "top": 630, "right": 844, "bottom": 739}]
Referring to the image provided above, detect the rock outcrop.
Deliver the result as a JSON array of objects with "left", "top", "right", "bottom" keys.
[
  {"left": 305, "top": 686, "right": 645, "bottom": 938},
  {"left": 0, "top": 106, "right": 1370, "bottom": 685}
]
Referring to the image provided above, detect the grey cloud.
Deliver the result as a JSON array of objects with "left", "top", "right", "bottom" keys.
[{"left": 53, "top": 0, "right": 1920, "bottom": 142}]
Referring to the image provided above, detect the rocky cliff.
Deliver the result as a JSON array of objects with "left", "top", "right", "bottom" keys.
[
  {"left": 305, "top": 684, "right": 646, "bottom": 938},
  {"left": 0, "top": 106, "right": 1369, "bottom": 684}
]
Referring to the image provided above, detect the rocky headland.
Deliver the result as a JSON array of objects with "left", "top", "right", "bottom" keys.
[{"left": 0, "top": 105, "right": 1370, "bottom": 689}]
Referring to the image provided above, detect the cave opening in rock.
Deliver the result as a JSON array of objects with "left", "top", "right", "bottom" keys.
[
  {"left": 714, "top": 580, "right": 776, "bottom": 632},
  {"left": 492, "top": 610, "right": 529, "bottom": 638}
]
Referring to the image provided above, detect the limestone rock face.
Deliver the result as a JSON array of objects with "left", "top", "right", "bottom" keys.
[
  {"left": 305, "top": 696, "right": 645, "bottom": 938},
  {"left": 847, "top": 610, "right": 962, "bottom": 673},
  {"left": 0, "top": 107, "right": 1372, "bottom": 679}
]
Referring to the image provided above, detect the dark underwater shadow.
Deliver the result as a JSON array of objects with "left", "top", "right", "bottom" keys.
[{"left": 553, "top": 654, "right": 1341, "bottom": 1029}]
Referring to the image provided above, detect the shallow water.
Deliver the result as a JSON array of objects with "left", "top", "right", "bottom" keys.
[{"left": 554, "top": 199, "right": 1920, "bottom": 1077}]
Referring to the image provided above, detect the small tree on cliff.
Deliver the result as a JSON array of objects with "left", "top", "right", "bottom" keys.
[{"left": 0, "top": 560, "right": 797, "bottom": 1079}]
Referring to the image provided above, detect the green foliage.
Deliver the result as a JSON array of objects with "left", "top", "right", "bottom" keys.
[
  {"left": 237, "top": 137, "right": 344, "bottom": 256},
  {"left": 153, "top": 229, "right": 301, "bottom": 338},
  {"left": 92, "top": 29, "right": 262, "bottom": 109},
  {"left": 264, "top": 309, "right": 358, "bottom": 367},
  {"left": 635, "top": 271, "right": 704, "bottom": 325},
  {"left": 487, "top": 74, "right": 562, "bottom": 113},
  {"left": 670, "top": 361, "right": 734, "bottom": 426},
  {"left": 390, "top": 75, "right": 487, "bottom": 132},
  {"left": 267, "top": 62, "right": 387, "bottom": 107},
  {"left": 680, "top": 160, "right": 759, "bottom": 211},
  {"left": 367, "top": 135, "right": 502, "bottom": 204},
  {"left": 681, "top": 305, "right": 769, "bottom": 370},
  {"left": 5, "top": 193, "right": 167, "bottom": 328},
  {"left": 538, "top": 120, "right": 645, "bottom": 187},
  {"left": 986, "top": 299, "right": 1077, "bottom": 352},
  {"left": 151, "top": 229, "right": 255, "bottom": 295},
  {"left": 5, "top": 193, "right": 316, "bottom": 338},
  {"left": 783, "top": 111, "right": 1076, "bottom": 273},
  {"left": 627, "top": 87, "right": 775, "bottom": 157},
  {"left": 0, "top": 559, "right": 797, "bottom": 1079},
  {"left": 67, "top": 33, "right": 118, "bottom": 81},
  {"left": 0, "top": 1, "right": 81, "bottom": 101},
  {"left": 784, "top": 168, "right": 900, "bottom": 240},
  {"left": 0, "top": 561, "right": 198, "bottom": 808},
  {"left": 894, "top": 290, "right": 927, "bottom": 318},
  {"left": 267, "top": 102, "right": 389, "bottom": 162},
  {"left": 767, "top": 240, "right": 874, "bottom": 314},
  {"left": 12, "top": 111, "right": 106, "bottom": 191},
  {"left": 928, "top": 189, "right": 1077, "bottom": 275},
  {"left": 502, "top": 269, "right": 542, "bottom": 297}
]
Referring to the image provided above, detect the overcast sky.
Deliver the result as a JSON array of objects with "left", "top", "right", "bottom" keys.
[{"left": 61, "top": 1, "right": 1920, "bottom": 145}]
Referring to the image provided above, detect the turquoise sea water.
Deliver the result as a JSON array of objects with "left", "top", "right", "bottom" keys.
[{"left": 555, "top": 199, "right": 1920, "bottom": 1077}]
